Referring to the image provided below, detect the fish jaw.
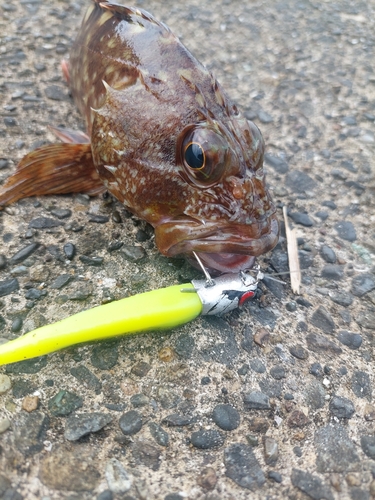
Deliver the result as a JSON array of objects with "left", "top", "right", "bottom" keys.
[{"left": 154, "top": 214, "right": 279, "bottom": 273}]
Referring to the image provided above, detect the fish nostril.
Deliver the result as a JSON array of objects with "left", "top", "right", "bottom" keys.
[{"left": 228, "top": 176, "right": 244, "bottom": 200}]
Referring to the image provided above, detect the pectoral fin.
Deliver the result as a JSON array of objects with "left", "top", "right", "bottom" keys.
[{"left": 0, "top": 143, "right": 105, "bottom": 207}]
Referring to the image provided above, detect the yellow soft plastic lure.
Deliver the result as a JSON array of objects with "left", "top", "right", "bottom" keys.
[{"left": 0, "top": 268, "right": 261, "bottom": 366}]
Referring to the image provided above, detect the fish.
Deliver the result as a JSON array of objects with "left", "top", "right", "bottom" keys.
[{"left": 0, "top": 0, "right": 279, "bottom": 274}]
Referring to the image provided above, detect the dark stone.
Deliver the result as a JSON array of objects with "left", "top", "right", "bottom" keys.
[
  {"left": 286, "top": 301, "right": 297, "bottom": 312},
  {"left": 334, "top": 221, "right": 356, "bottom": 241},
  {"left": 291, "top": 469, "right": 334, "bottom": 500},
  {"left": 356, "top": 309, "right": 375, "bottom": 330},
  {"left": 212, "top": 404, "right": 240, "bottom": 431},
  {"left": 132, "top": 439, "right": 161, "bottom": 470},
  {"left": 321, "top": 264, "right": 344, "bottom": 280},
  {"left": 10, "top": 242, "right": 39, "bottom": 264},
  {"left": 162, "top": 414, "right": 196, "bottom": 427},
  {"left": 200, "top": 319, "right": 239, "bottom": 367},
  {"left": 243, "top": 391, "right": 270, "bottom": 410},
  {"left": 50, "top": 208, "right": 71, "bottom": 219},
  {"left": 285, "top": 170, "right": 317, "bottom": 193},
  {"left": 289, "top": 345, "right": 308, "bottom": 360},
  {"left": 29, "top": 217, "right": 63, "bottom": 229},
  {"left": 320, "top": 245, "right": 336, "bottom": 263},
  {"left": 12, "top": 378, "right": 37, "bottom": 398},
  {"left": 156, "top": 387, "right": 180, "bottom": 409},
  {"left": 289, "top": 212, "right": 314, "bottom": 227},
  {"left": 191, "top": 429, "right": 224, "bottom": 449},
  {"left": 131, "top": 361, "right": 151, "bottom": 377},
  {"left": 174, "top": 333, "right": 195, "bottom": 359},
  {"left": 0, "top": 278, "right": 19, "bottom": 297},
  {"left": 310, "top": 306, "right": 335, "bottom": 334},
  {"left": 50, "top": 274, "right": 73, "bottom": 289},
  {"left": 329, "top": 396, "right": 355, "bottom": 419},
  {"left": 315, "top": 424, "right": 360, "bottom": 472},
  {"left": 249, "top": 358, "right": 266, "bottom": 373},
  {"left": 97, "top": 491, "right": 113, "bottom": 500},
  {"left": 351, "top": 371, "right": 372, "bottom": 399},
  {"left": 87, "top": 214, "right": 110, "bottom": 223},
  {"left": 45, "top": 85, "right": 68, "bottom": 100},
  {"left": 287, "top": 410, "right": 309, "bottom": 428},
  {"left": 25, "top": 288, "right": 42, "bottom": 300},
  {"left": 269, "top": 365, "right": 286, "bottom": 380},
  {"left": 241, "top": 325, "right": 254, "bottom": 353},
  {"left": 63, "top": 243, "right": 76, "bottom": 260},
  {"left": 90, "top": 342, "right": 119, "bottom": 370},
  {"left": 224, "top": 443, "right": 265, "bottom": 490},
  {"left": 70, "top": 365, "right": 102, "bottom": 394},
  {"left": 293, "top": 446, "right": 303, "bottom": 457},
  {"left": 130, "top": 393, "right": 149, "bottom": 407},
  {"left": 107, "top": 241, "right": 123, "bottom": 252},
  {"left": 337, "top": 331, "right": 362, "bottom": 350},
  {"left": 247, "top": 304, "right": 277, "bottom": 329},
  {"left": 48, "top": 390, "right": 83, "bottom": 417},
  {"left": 304, "top": 381, "right": 326, "bottom": 410},
  {"left": 306, "top": 333, "right": 342, "bottom": 354},
  {"left": 64, "top": 412, "right": 112, "bottom": 441},
  {"left": 11, "top": 317, "right": 23, "bottom": 333},
  {"left": 148, "top": 422, "right": 169, "bottom": 447},
  {"left": 329, "top": 291, "right": 353, "bottom": 307},
  {"left": 360, "top": 435, "right": 375, "bottom": 459},
  {"left": 258, "top": 110, "right": 274, "bottom": 124},
  {"left": 201, "top": 376, "right": 211, "bottom": 385},
  {"left": 13, "top": 411, "right": 49, "bottom": 456},
  {"left": 296, "top": 297, "right": 313, "bottom": 308},
  {"left": 268, "top": 471, "right": 282, "bottom": 483},
  {"left": 79, "top": 255, "right": 104, "bottom": 266},
  {"left": 6, "top": 356, "right": 47, "bottom": 374},
  {"left": 264, "top": 153, "right": 288, "bottom": 173},
  {"left": 351, "top": 273, "right": 375, "bottom": 297},
  {"left": 120, "top": 245, "right": 147, "bottom": 262},
  {"left": 259, "top": 379, "right": 283, "bottom": 398},
  {"left": 119, "top": 410, "right": 142, "bottom": 435},
  {"left": 262, "top": 275, "right": 284, "bottom": 299},
  {"left": 315, "top": 210, "right": 329, "bottom": 220}
]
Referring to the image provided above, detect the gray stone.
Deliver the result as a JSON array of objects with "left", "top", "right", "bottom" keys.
[
  {"left": 291, "top": 469, "right": 334, "bottom": 500},
  {"left": 119, "top": 410, "right": 142, "bottom": 435},
  {"left": 64, "top": 412, "right": 112, "bottom": 441},
  {"left": 264, "top": 153, "right": 288, "bottom": 173},
  {"left": 289, "top": 211, "right": 314, "bottom": 227},
  {"left": 48, "top": 390, "right": 83, "bottom": 417},
  {"left": 315, "top": 424, "right": 360, "bottom": 472},
  {"left": 120, "top": 245, "right": 147, "bottom": 262},
  {"left": 334, "top": 221, "right": 356, "bottom": 241},
  {"left": 320, "top": 245, "right": 336, "bottom": 264},
  {"left": 337, "top": 331, "right": 362, "bottom": 350},
  {"left": 243, "top": 391, "right": 270, "bottom": 410},
  {"left": 148, "top": 422, "right": 169, "bottom": 447},
  {"left": 351, "top": 371, "right": 372, "bottom": 399},
  {"left": 351, "top": 273, "right": 375, "bottom": 297},
  {"left": 263, "top": 437, "right": 278, "bottom": 465},
  {"left": 310, "top": 306, "right": 336, "bottom": 334},
  {"left": 212, "top": 404, "right": 240, "bottom": 431},
  {"left": 10, "top": 242, "right": 39, "bottom": 264},
  {"left": 0, "top": 278, "right": 19, "bottom": 297},
  {"left": 360, "top": 435, "right": 375, "bottom": 459},
  {"left": 329, "top": 291, "right": 353, "bottom": 307},
  {"left": 304, "top": 381, "right": 326, "bottom": 410},
  {"left": 321, "top": 264, "right": 344, "bottom": 281},
  {"left": 132, "top": 439, "right": 161, "bottom": 470},
  {"left": 224, "top": 443, "right": 265, "bottom": 490},
  {"left": 285, "top": 170, "right": 317, "bottom": 193},
  {"left": 191, "top": 429, "right": 224, "bottom": 449},
  {"left": 329, "top": 396, "right": 355, "bottom": 419},
  {"left": 13, "top": 411, "right": 49, "bottom": 456}
]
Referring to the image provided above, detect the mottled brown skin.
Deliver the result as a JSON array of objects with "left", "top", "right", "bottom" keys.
[{"left": 0, "top": 0, "right": 279, "bottom": 274}]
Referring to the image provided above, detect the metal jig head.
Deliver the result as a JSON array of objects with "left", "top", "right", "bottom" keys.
[{"left": 189, "top": 255, "right": 263, "bottom": 316}]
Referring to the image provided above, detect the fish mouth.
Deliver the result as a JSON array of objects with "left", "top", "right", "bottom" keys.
[{"left": 155, "top": 214, "right": 279, "bottom": 274}]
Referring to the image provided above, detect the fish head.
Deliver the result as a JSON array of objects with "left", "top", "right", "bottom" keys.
[{"left": 91, "top": 81, "right": 279, "bottom": 274}]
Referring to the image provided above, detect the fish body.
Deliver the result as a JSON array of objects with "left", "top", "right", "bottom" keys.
[{"left": 0, "top": 0, "right": 279, "bottom": 273}]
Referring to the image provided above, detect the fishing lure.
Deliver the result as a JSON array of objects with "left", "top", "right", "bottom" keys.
[{"left": 0, "top": 263, "right": 263, "bottom": 366}]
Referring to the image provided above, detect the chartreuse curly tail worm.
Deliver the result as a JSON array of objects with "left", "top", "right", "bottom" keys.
[{"left": 0, "top": 268, "right": 261, "bottom": 366}]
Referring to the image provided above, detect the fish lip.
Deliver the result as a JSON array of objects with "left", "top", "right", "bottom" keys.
[{"left": 155, "top": 214, "right": 280, "bottom": 272}]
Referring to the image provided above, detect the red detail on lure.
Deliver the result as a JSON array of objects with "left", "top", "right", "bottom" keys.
[{"left": 239, "top": 290, "right": 255, "bottom": 306}]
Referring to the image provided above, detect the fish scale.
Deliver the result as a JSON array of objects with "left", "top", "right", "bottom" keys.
[{"left": 0, "top": 0, "right": 279, "bottom": 274}]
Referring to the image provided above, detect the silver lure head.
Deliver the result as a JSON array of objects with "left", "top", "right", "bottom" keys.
[{"left": 191, "top": 265, "right": 263, "bottom": 316}]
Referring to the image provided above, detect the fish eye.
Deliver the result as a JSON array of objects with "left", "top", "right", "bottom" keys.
[
  {"left": 177, "top": 125, "right": 232, "bottom": 187},
  {"left": 184, "top": 142, "right": 205, "bottom": 170}
]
